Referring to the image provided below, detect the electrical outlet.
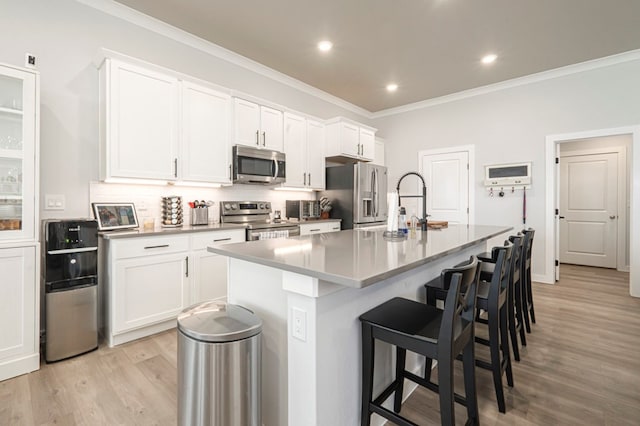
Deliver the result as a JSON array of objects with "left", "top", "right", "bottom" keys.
[
  {"left": 292, "top": 307, "right": 306, "bottom": 342},
  {"left": 25, "top": 53, "right": 36, "bottom": 69},
  {"left": 44, "top": 194, "right": 65, "bottom": 210}
]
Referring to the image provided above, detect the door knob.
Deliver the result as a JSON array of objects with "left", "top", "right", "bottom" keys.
[{"left": 609, "top": 215, "right": 617, "bottom": 219}]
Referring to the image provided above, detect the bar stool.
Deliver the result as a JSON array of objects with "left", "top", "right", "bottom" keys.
[
  {"left": 360, "top": 257, "right": 481, "bottom": 426},
  {"left": 426, "top": 242, "right": 513, "bottom": 413},
  {"left": 479, "top": 235, "right": 525, "bottom": 361},
  {"left": 521, "top": 228, "right": 536, "bottom": 332}
]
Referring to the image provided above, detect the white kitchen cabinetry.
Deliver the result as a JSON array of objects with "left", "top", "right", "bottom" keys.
[
  {"left": 299, "top": 221, "right": 341, "bottom": 236},
  {"left": 325, "top": 117, "right": 376, "bottom": 162},
  {"left": 190, "top": 229, "right": 245, "bottom": 304},
  {"left": 104, "top": 228, "right": 244, "bottom": 347},
  {"left": 181, "top": 82, "right": 231, "bottom": 184},
  {"left": 233, "top": 98, "right": 283, "bottom": 151},
  {"left": 282, "top": 113, "right": 326, "bottom": 190},
  {"left": 372, "top": 137, "right": 386, "bottom": 166},
  {"left": 106, "top": 235, "right": 189, "bottom": 346},
  {"left": 0, "top": 245, "right": 39, "bottom": 381},
  {"left": 100, "top": 59, "right": 180, "bottom": 181}
]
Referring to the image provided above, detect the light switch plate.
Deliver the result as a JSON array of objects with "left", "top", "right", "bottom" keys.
[
  {"left": 44, "top": 194, "right": 65, "bottom": 210},
  {"left": 292, "top": 307, "right": 307, "bottom": 342}
]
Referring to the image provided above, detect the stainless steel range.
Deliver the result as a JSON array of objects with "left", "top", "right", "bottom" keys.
[{"left": 220, "top": 201, "right": 300, "bottom": 241}]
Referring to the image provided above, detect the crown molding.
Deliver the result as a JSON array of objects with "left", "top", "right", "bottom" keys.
[
  {"left": 76, "top": 0, "right": 373, "bottom": 118},
  {"left": 371, "top": 48, "right": 640, "bottom": 119}
]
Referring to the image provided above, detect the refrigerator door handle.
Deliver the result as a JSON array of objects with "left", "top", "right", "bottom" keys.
[{"left": 372, "top": 169, "right": 377, "bottom": 217}]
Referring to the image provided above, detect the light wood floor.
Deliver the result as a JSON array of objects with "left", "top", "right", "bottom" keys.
[{"left": 1, "top": 265, "right": 638, "bottom": 425}]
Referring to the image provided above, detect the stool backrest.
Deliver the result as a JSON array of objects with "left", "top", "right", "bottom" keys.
[
  {"left": 439, "top": 256, "right": 480, "bottom": 347},
  {"left": 508, "top": 234, "right": 523, "bottom": 289},
  {"left": 487, "top": 241, "right": 513, "bottom": 302},
  {"left": 522, "top": 228, "right": 535, "bottom": 270}
]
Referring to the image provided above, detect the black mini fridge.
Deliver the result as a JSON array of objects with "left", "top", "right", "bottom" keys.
[{"left": 42, "top": 219, "right": 99, "bottom": 362}]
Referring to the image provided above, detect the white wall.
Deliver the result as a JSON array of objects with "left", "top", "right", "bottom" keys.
[
  {"left": 0, "top": 0, "right": 372, "bottom": 220},
  {"left": 373, "top": 59, "right": 640, "bottom": 281}
]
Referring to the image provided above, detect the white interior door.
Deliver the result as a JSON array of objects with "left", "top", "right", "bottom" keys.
[
  {"left": 560, "top": 152, "right": 618, "bottom": 268},
  {"left": 421, "top": 151, "right": 469, "bottom": 224}
]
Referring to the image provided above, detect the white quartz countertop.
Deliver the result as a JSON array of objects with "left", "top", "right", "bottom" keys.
[{"left": 208, "top": 224, "right": 512, "bottom": 288}]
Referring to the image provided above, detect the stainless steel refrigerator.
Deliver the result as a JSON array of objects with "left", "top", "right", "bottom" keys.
[{"left": 321, "top": 163, "right": 388, "bottom": 229}]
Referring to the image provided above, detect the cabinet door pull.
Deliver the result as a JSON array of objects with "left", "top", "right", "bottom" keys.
[
  {"left": 262, "top": 131, "right": 266, "bottom": 146},
  {"left": 308, "top": 173, "right": 311, "bottom": 186},
  {"left": 256, "top": 130, "right": 260, "bottom": 146},
  {"left": 174, "top": 158, "right": 178, "bottom": 178},
  {"left": 144, "top": 244, "right": 169, "bottom": 250},
  {"left": 229, "top": 164, "right": 232, "bottom": 180},
  {"left": 185, "top": 256, "right": 189, "bottom": 277},
  {"left": 332, "top": 227, "right": 340, "bottom": 230},
  {"left": 310, "top": 229, "right": 321, "bottom": 232},
  {"left": 303, "top": 173, "right": 307, "bottom": 186},
  {"left": 213, "top": 237, "right": 232, "bottom": 242}
]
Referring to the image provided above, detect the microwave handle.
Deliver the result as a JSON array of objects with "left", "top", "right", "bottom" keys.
[{"left": 273, "top": 159, "right": 279, "bottom": 179}]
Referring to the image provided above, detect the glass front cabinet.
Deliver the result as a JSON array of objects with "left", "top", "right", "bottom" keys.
[{"left": 0, "top": 64, "right": 38, "bottom": 242}]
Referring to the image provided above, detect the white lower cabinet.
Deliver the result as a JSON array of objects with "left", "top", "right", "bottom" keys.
[
  {"left": 105, "top": 229, "right": 244, "bottom": 347},
  {"left": 0, "top": 245, "right": 39, "bottom": 381},
  {"left": 190, "top": 229, "right": 245, "bottom": 304},
  {"left": 299, "top": 221, "right": 341, "bottom": 236}
]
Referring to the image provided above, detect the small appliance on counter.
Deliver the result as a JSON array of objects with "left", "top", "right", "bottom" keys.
[
  {"left": 42, "top": 219, "right": 99, "bottom": 362},
  {"left": 162, "top": 195, "right": 183, "bottom": 227},
  {"left": 285, "top": 200, "right": 321, "bottom": 220}
]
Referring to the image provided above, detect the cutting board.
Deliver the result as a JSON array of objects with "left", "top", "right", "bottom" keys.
[{"left": 428, "top": 220, "right": 449, "bottom": 229}]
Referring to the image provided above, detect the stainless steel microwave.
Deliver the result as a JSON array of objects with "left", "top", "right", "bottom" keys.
[{"left": 233, "top": 145, "right": 286, "bottom": 185}]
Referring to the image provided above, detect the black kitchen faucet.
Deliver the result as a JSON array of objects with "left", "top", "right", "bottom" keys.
[{"left": 396, "top": 171, "right": 428, "bottom": 231}]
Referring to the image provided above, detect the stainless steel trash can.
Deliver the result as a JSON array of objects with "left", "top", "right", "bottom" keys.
[{"left": 177, "top": 300, "right": 262, "bottom": 426}]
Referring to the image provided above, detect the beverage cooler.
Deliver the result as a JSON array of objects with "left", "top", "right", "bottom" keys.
[{"left": 42, "top": 220, "right": 99, "bottom": 362}]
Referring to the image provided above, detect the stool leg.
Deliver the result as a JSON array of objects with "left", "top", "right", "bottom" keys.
[
  {"left": 488, "top": 307, "right": 506, "bottom": 413},
  {"left": 522, "top": 285, "right": 532, "bottom": 333},
  {"left": 508, "top": 296, "right": 520, "bottom": 361},
  {"left": 437, "top": 353, "right": 455, "bottom": 426},
  {"left": 361, "top": 323, "right": 374, "bottom": 426},
  {"left": 393, "top": 347, "right": 406, "bottom": 413},
  {"left": 424, "top": 357, "right": 433, "bottom": 381},
  {"left": 501, "top": 304, "right": 514, "bottom": 388},
  {"left": 515, "top": 286, "right": 527, "bottom": 346},
  {"left": 462, "top": 339, "right": 479, "bottom": 425},
  {"left": 527, "top": 271, "right": 536, "bottom": 324}
]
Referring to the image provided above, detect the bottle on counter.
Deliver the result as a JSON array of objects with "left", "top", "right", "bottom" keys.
[
  {"left": 410, "top": 212, "right": 419, "bottom": 238},
  {"left": 398, "top": 207, "right": 408, "bottom": 235}
]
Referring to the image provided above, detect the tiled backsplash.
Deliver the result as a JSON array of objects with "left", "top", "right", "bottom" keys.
[{"left": 89, "top": 181, "right": 316, "bottom": 226}]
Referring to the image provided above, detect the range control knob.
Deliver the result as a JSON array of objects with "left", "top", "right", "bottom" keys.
[
  {"left": 259, "top": 203, "right": 265, "bottom": 209},
  {"left": 265, "top": 203, "right": 271, "bottom": 210},
  {"left": 223, "top": 203, "right": 231, "bottom": 210},
  {"left": 231, "top": 203, "right": 238, "bottom": 210}
]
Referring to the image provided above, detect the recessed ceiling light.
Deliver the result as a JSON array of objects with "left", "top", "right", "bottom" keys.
[
  {"left": 318, "top": 40, "right": 333, "bottom": 52},
  {"left": 482, "top": 54, "right": 498, "bottom": 64},
  {"left": 386, "top": 83, "right": 398, "bottom": 92}
]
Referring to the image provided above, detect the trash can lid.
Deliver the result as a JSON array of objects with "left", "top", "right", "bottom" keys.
[{"left": 177, "top": 300, "right": 262, "bottom": 342}]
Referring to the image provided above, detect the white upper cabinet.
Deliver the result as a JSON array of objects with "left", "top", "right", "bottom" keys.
[
  {"left": 101, "top": 59, "right": 179, "bottom": 181},
  {"left": 100, "top": 57, "right": 232, "bottom": 185},
  {"left": 0, "top": 64, "right": 38, "bottom": 242},
  {"left": 233, "top": 98, "right": 283, "bottom": 152},
  {"left": 372, "top": 137, "right": 386, "bottom": 166},
  {"left": 325, "top": 117, "right": 376, "bottom": 162},
  {"left": 306, "top": 119, "right": 326, "bottom": 190},
  {"left": 282, "top": 113, "right": 325, "bottom": 190},
  {"left": 181, "top": 82, "right": 231, "bottom": 184}
]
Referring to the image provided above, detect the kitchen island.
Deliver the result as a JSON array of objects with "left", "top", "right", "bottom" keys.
[{"left": 208, "top": 224, "right": 511, "bottom": 426}]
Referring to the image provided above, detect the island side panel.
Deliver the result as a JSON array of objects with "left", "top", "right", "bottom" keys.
[
  {"left": 285, "top": 244, "right": 480, "bottom": 426},
  {"left": 227, "top": 258, "right": 288, "bottom": 426}
]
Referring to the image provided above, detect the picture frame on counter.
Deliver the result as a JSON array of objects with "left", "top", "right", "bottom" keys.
[{"left": 92, "top": 202, "right": 139, "bottom": 230}]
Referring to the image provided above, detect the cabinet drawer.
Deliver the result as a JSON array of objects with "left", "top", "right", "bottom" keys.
[
  {"left": 191, "top": 229, "right": 246, "bottom": 251},
  {"left": 112, "top": 235, "right": 189, "bottom": 259},
  {"left": 299, "top": 222, "right": 341, "bottom": 236}
]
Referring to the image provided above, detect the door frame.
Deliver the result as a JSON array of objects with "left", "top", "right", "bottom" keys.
[
  {"left": 545, "top": 126, "right": 640, "bottom": 297},
  {"left": 558, "top": 147, "right": 627, "bottom": 271},
  {"left": 418, "top": 145, "right": 475, "bottom": 224}
]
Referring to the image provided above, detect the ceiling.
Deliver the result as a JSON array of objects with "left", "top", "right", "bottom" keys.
[{"left": 113, "top": 0, "right": 640, "bottom": 113}]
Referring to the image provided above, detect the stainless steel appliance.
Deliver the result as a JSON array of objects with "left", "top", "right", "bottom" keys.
[
  {"left": 233, "top": 145, "right": 286, "bottom": 185},
  {"left": 285, "top": 200, "right": 321, "bottom": 220},
  {"left": 320, "top": 163, "right": 388, "bottom": 229},
  {"left": 42, "top": 219, "right": 99, "bottom": 362},
  {"left": 220, "top": 201, "right": 300, "bottom": 240}
]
